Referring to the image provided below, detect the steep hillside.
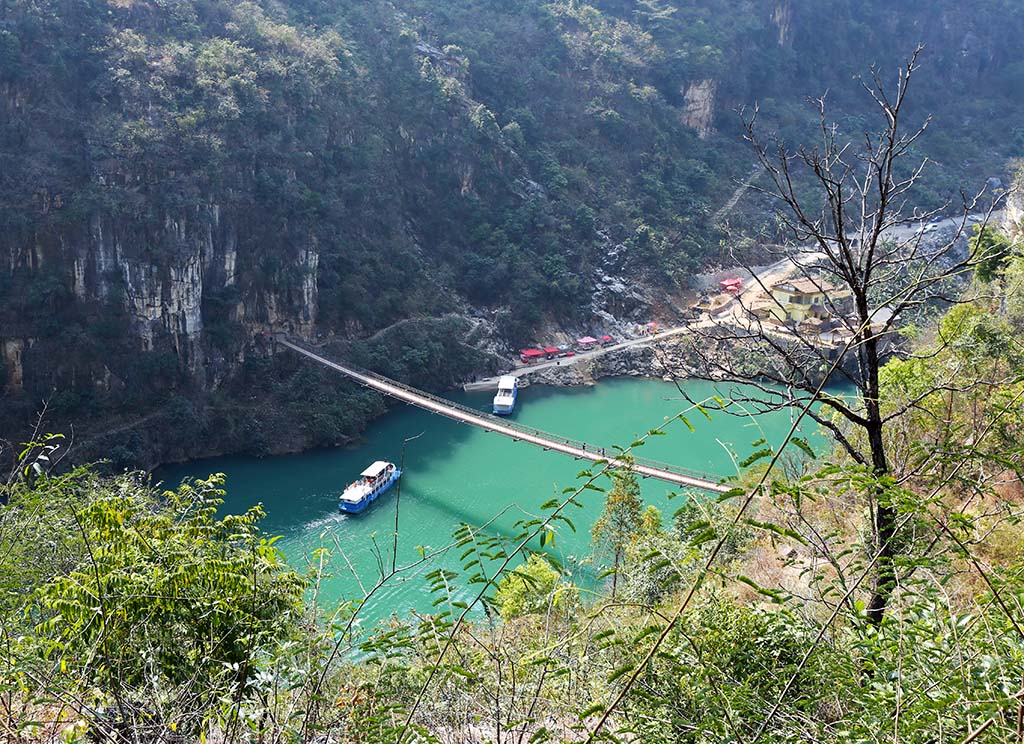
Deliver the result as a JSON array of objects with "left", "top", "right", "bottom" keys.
[{"left": 1, "top": 0, "right": 1022, "bottom": 467}]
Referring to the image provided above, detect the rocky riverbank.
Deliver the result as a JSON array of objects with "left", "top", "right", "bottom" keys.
[
  {"left": 520, "top": 325, "right": 856, "bottom": 391},
  {"left": 522, "top": 337, "right": 695, "bottom": 388}
]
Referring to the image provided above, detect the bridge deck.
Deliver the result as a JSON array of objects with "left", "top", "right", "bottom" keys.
[{"left": 280, "top": 339, "right": 729, "bottom": 494}]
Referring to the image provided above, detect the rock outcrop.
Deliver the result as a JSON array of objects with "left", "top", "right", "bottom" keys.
[
  {"left": 27, "top": 205, "right": 320, "bottom": 381},
  {"left": 1004, "top": 164, "right": 1024, "bottom": 241},
  {"left": 2, "top": 339, "right": 25, "bottom": 394},
  {"left": 526, "top": 343, "right": 672, "bottom": 388},
  {"left": 772, "top": 0, "right": 793, "bottom": 48},
  {"left": 682, "top": 79, "right": 717, "bottom": 139}
]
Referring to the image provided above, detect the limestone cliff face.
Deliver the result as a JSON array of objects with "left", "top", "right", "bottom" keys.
[
  {"left": 3, "top": 203, "right": 319, "bottom": 395},
  {"left": 772, "top": 0, "right": 793, "bottom": 48},
  {"left": 682, "top": 79, "right": 717, "bottom": 139},
  {"left": 1004, "top": 165, "right": 1024, "bottom": 241},
  {"left": 2, "top": 339, "right": 25, "bottom": 394}
]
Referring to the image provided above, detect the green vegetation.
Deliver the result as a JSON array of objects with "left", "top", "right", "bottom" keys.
[
  {"left": 0, "top": 448, "right": 307, "bottom": 740},
  {"left": 971, "top": 226, "right": 1015, "bottom": 282},
  {"left": 494, "top": 553, "right": 574, "bottom": 620},
  {"left": 8, "top": 93, "right": 1024, "bottom": 744},
  {"left": 3, "top": 223, "right": 1022, "bottom": 739},
  {"left": 3, "top": 4, "right": 1024, "bottom": 739},
  {"left": 4, "top": 253, "right": 1024, "bottom": 739},
  {"left": 3, "top": 0, "right": 1024, "bottom": 468},
  {"left": 591, "top": 469, "right": 643, "bottom": 598}
]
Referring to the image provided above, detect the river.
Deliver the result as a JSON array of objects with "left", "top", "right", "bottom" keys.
[{"left": 158, "top": 377, "right": 831, "bottom": 626}]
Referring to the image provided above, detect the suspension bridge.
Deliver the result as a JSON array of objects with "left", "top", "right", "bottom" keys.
[{"left": 279, "top": 338, "right": 730, "bottom": 494}]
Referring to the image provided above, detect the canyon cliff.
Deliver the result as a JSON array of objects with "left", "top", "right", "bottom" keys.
[{"left": 2, "top": 0, "right": 1022, "bottom": 468}]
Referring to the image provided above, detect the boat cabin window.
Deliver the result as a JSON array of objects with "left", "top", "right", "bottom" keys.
[{"left": 361, "top": 463, "right": 392, "bottom": 486}]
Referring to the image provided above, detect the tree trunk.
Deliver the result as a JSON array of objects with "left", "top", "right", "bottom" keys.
[
  {"left": 611, "top": 548, "right": 620, "bottom": 600},
  {"left": 860, "top": 323, "right": 895, "bottom": 626}
]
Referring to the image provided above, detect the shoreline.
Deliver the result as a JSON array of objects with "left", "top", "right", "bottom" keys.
[{"left": 151, "top": 363, "right": 682, "bottom": 478}]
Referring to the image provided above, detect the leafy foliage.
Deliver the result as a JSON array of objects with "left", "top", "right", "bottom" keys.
[
  {"left": 971, "top": 225, "right": 1014, "bottom": 282},
  {"left": 1, "top": 465, "right": 305, "bottom": 740},
  {"left": 3, "top": 2, "right": 1024, "bottom": 741},
  {"left": 494, "top": 553, "right": 567, "bottom": 619},
  {"left": 592, "top": 469, "right": 643, "bottom": 597}
]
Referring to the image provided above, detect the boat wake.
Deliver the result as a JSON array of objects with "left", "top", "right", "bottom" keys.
[{"left": 302, "top": 511, "right": 350, "bottom": 532}]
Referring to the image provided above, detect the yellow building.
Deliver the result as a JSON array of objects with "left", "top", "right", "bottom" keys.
[{"left": 768, "top": 278, "right": 833, "bottom": 323}]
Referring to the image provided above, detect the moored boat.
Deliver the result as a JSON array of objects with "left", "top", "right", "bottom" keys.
[
  {"left": 339, "top": 461, "right": 401, "bottom": 514},
  {"left": 492, "top": 375, "right": 518, "bottom": 415}
]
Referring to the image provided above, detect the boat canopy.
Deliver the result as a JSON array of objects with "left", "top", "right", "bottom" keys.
[
  {"left": 360, "top": 461, "right": 392, "bottom": 478},
  {"left": 498, "top": 375, "right": 517, "bottom": 388},
  {"left": 577, "top": 336, "right": 598, "bottom": 344}
]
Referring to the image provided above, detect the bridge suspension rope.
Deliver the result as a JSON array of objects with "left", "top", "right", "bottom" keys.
[{"left": 279, "top": 337, "right": 730, "bottom": 494}]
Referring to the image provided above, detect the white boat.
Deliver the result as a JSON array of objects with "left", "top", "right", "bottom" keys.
[
  {"left": 338, "top": 461, "right": 401, "bottom": 514},
  {"left": 492, "top": 375, "right": 518, "bottom": 415}
]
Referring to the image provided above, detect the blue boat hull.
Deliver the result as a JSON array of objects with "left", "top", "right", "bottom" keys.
[{"left": 338, "top": 469, "right": 402, "bottom": 514}]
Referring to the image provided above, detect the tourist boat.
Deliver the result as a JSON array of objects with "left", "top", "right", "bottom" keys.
[
  {"left": 492, "top": 375, "right": 519, "bottom": 415},
  {"left": 338, "top": 461, "right": 401, "bottom": 514}
]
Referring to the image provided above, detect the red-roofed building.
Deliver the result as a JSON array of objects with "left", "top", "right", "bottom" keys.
[
  {"left": 520, "top": 348, "right": 545, "bottom": 364},
  {"left": 719, "top": 277, "right": 744, "bottom": 293},
  {"left": 542, "top": 346, "right": 560, "bottom": 359}
]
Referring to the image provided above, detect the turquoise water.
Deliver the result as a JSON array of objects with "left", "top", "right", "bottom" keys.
[{"left": 158, "top": 378, "right": 827, "bottom": 626}]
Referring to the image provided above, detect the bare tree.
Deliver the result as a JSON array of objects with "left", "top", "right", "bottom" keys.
[{"left": 675, "top": 47, "right": 1007, "bottom": 625}]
